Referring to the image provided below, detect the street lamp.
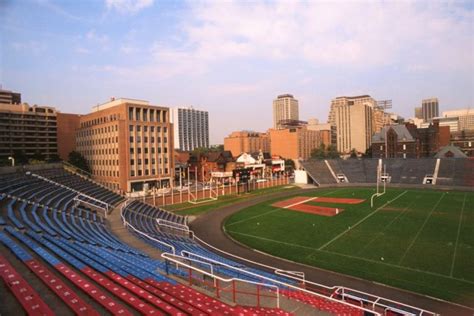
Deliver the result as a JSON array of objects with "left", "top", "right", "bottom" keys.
[{"left": 8, "top": 156, "right": 15, "bottom": 167}]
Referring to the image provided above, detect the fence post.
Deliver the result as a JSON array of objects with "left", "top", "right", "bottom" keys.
[
  {"left": 232, "top": 280, "right": 236, "bottom": 303},
  {"left": 189, "top": 268, "right": 192, "bottom": 286},
  {"left": 216, "top": 278, "right": 220, "bottom": 299}
]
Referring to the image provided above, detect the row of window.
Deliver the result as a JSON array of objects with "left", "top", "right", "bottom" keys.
[
  {"left": 87, "top": 159, "right": 119, "bottom": 166},
  {"left": 130, "top": 157, "right": 168, "bottom": 165},
  {"left": 93, "top": 169, "right": 120, "bottom": 177},
  {"left": 130, "top": 168, "right": 169, "bottom": 177},
  {"left": 78, "top": 125, "right": 118, "bottom": 137},
  {"left": 130, "top": 147, "right": 167, "bottom": 154},
  {"left": 129, "top": 125, "right": 167, "bottom": 133},
  {"left": 77, "top": 136, "right": 119, "bottom": 147},
  {"left": 80, "top": 147, "right": 118, "bottom": 156},
  {"left": 129, "top": 136, "right": 167, "bottom": 144},
  {"left": 80, "top": 115, "right": 119, "bottom": 129}
]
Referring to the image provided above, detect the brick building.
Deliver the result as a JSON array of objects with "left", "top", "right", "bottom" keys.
[
  {"left": 269, "top": 126, "right": 321, "bottom": 161},
  {"left": 372, "top": 121, "right": 450, "bottom": 158},
  {"left": 188, "top": 151, "right": 234, "bottom": 182},
  {"left": 56, "top": 113, "right": 81, "bottom": 161},
  {"left": 76, "top": 98, "right": 173, "bottom": 192},
  {"left": 224, "top": 131, "right": 270, "bottom": 157}
]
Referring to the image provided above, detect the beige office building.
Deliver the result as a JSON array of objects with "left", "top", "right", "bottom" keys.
[
  {"left": 76, "top": 98, "right": 173, "bottom": 192},
  {"left": 442, "top": 109, "right": 474, "bottom": 131},
  {"left": 331, "top": 96, "right": 374, "bottom": 154},
  {"left": 273, "top": 94, "right": 299, "bottom": 129},
  {"left": 224, "top": 131, "right": 270, "bottom": 157}
]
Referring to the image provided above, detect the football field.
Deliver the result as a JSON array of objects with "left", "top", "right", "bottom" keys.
[{"left": 224, "top": 187, "right": 474, "bottom": 305}]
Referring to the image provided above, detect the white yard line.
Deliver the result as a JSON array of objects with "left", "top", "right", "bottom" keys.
[
  {"left": 398, "top": 193, "right": 446, "bottom": 265},
  {"left": 356, "top": 196, "right": 419, "bottom": 256},
  {"left": 318, "top": 190, "right": 408, "bottom": 251},
  {"left": 450, "top": 193, "right": 467, "bottom": 277},
  {"left": 227, "top": 230, "right": 474, "bottom": 285}
]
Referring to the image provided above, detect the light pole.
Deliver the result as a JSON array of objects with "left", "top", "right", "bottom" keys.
[{"left": 8, "top": 156, "right": 15, "bottom": 167}]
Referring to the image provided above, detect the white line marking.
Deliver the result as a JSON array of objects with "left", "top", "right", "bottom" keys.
[
  {"left": 398, "top": 193, "right": 446, "bottom": 265},
  {"left": 228, "top": 230, "right": 474, "bottom": 285},
  {"left": 318, "top": 190, "right": 408, "bottom": 251},
  {"left": 450, "top": 193, "right": 467, "bottom": 277},
  {"left": 283, "top": 197, "right": 318, "bottom": 209}
]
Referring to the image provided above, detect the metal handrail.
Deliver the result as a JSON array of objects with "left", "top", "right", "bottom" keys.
[{"left": 161, "top": 252, "right": 281, "bottom": 308}]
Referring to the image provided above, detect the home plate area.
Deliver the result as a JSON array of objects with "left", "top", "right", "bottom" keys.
[{"left": 271, "top": 196, "right": 365, "bottom": 217}]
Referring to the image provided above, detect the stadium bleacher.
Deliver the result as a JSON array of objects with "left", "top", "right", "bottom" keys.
[
  {"left": 0, "top": 168, "right": 297, "bottom": 315},
  {"left": 302, "top": 158, "right": 473, "bottom": 187}
]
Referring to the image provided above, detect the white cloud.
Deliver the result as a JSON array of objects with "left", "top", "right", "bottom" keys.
[
  {"left": 11, "top": 41, "right": 46, "bottom": 54},
  {"left": 105, "top": 0, "right": 154, "bottom": 14},
  {"left": 149, "top": 1, "right": 473, "bottom": 76}
]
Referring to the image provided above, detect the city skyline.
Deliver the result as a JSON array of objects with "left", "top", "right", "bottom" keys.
[{"left": 2, "top": 0, "right": 473, "bottom": 144}]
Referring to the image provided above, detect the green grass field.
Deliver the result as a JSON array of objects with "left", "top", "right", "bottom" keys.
[{"left": 224, "top": 187, "right": 474, "bottom": 305}]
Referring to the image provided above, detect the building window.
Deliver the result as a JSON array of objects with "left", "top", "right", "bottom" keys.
[
  {"left": 129, "top": 125, "right": 133, "bottom": 132},
  {"left": 131, "top": 170, "right": 135, "bottom": 177},
  {"left": 130, "top": 136, "right": 134, "bottom": 142},
  {"left": 130, "top": 159, "right": 134, "bottom": 165},
  {"left": 130, "top": 148, "right": 134, "bottom": 154},
  {"left": 138, "top": 170, "right": 142, "bottom": 176},
  {"left": 403, "top": 144, "right": 406, "bottom": 150},
  {"left": 380, "top": 145, "right": 383, "bottom": 150}
]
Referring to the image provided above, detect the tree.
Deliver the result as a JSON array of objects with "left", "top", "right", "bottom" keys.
[
  {"left": 68, "top": 151, "right": 91, "bottom": 173},
  {"left": 31, "top": 150, "right": 45, "bottom": 162},
  {"left": 47, "top": 154, "right": 61, "bottom": 163},
  {"left": 310, "top": 144, "right": 327, "bottom": 159},
  {"left": 362, "top": 146, "right": 372, "bottom": 158},
  {"left": 350, "top": 148, "right": 358, "bottom": 158},
  {"left": 12, "top": 150, "right": 28, "bottom": 165},
  {"left": 284, "top": 158, "right": 295, "bottom": 172},
  {"left": 327, "top": 145, "right": 341, "bottom": 159}
]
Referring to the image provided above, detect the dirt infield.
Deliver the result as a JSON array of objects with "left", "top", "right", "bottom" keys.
[
  {"left": 288, "top": 204, "right": 343, "bottom": 216},
  {"left": 312, "top": 197, "right": 365, "bottom": 204}
]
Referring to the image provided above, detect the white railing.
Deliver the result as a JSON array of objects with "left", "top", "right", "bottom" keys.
[
  {"left": 73, "top": 194, "right": 109, "bottom": 217},
  {"left": 120, "top": 201, "right": 176, "bottom": 254},
  {"left": 161, "top": 252, "right": 281, "bottom": 308}
]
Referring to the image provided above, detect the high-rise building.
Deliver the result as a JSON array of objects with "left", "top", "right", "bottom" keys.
[
  {"left": 273, "top": 94, "right": 299, "bottom": 129},
  {"left": 269, "top": 126, "right": 320, "bottom": 161},
  {"left": 414, "top": 107, "right": 423, "bottom": 119},
  {"left": 329, "top": 95, "right": 376, "bottom": 154},
  {"left": 0, "top": 88, "right": 21, "bottom": 104},
  {"left": 76, "top": 98, "right": 173, "bottom": 192},
  {"left": 170, "top": 107, "right": 209, "bottom": 151},
  {"left": 224, "top": 131, "right": 270, "bottom": 157},
  {"left": 0, "top": 103, "right": 58, "bottom": 161},
  {"left": 422, "top": 98, "right": 439, "bottom": 122}
]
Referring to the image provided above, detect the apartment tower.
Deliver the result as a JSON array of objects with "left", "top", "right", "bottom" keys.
[
  {"left": 273, "top": 94, "right": 299, "bottom": 129},
  {"left": 76, "top": 98, "right": 173, "bottom": 192},
  {"left": 170, "top": 107, "right": 209, "bottom": 151}
]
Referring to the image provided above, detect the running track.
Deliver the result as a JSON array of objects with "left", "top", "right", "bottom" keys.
[{"left": 189, "top": 188, "right": 473, "bottom": 316}]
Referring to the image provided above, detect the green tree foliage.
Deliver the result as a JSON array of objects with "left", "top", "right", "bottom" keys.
[
  {"left": 68, "top": 151, "right": 91, "bottom": 173},
  {"left": 350, "top": 148, "right": 358, "bottom": 158},
  {"left": 311, "top": 144, "right": 341, "bottom": 159},
  {"left": 13, "top": 150, "right": 28, "bottom": 165}
]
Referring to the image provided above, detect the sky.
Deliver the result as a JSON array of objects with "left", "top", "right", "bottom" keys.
[{"left": 1, "top": 0, "right": 473, "bottom": 144}]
